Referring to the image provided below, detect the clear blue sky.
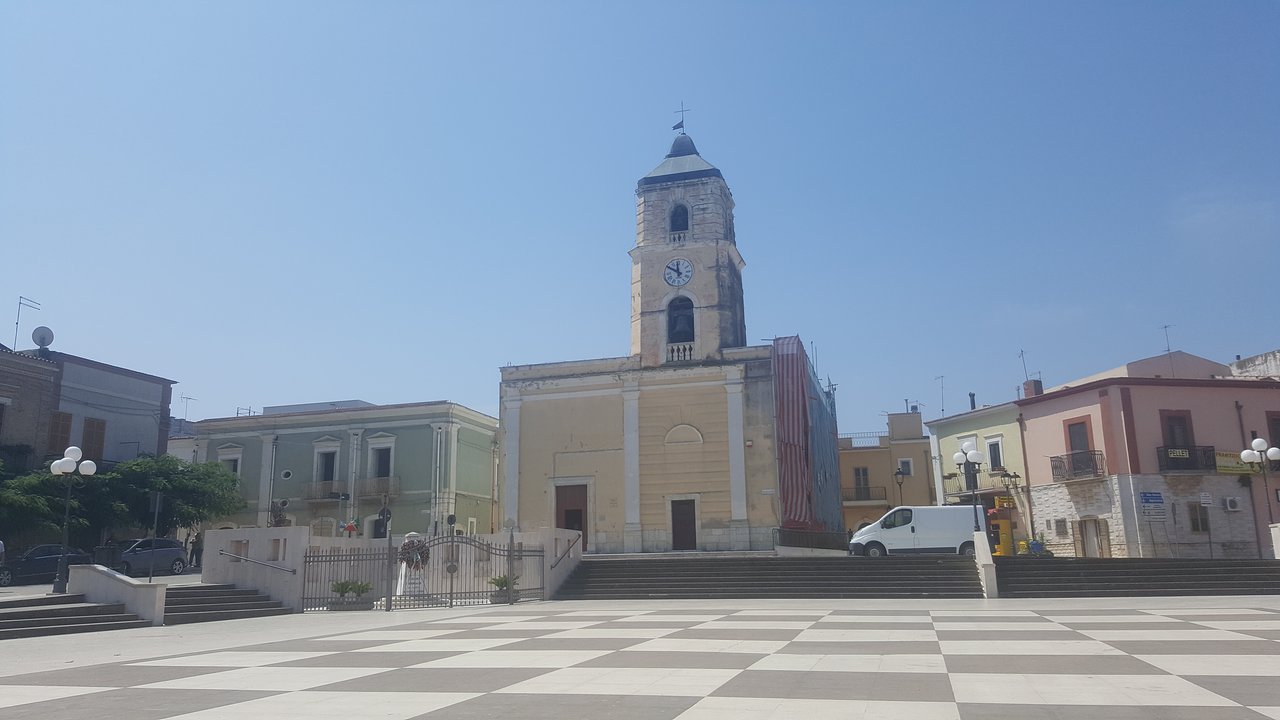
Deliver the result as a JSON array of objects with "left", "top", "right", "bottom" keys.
[{"left": 3, "top": 2, "right": 1276, "bottom": 431}]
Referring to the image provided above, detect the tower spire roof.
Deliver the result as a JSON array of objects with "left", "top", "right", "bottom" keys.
[{"left": 638, "top": 133, "right": 723, "bottom": 188}]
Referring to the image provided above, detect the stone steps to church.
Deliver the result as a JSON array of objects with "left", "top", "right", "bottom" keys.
[{"left": 995, "top": 557, "right": 1280, "bottom": 597}]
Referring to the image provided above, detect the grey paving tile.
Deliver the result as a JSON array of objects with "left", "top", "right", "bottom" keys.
[
  {"left": 432, "top": 628, "right": 557, "bottom": 638},
  {"left": 272, "top": 651, "right": 462, "bottom": 667},
  {"left": 957, "top": 703, "right": 1271, "bottom": 720},
  {"left": 1235, "top": 630, "right": 1280, "bottom": 641},
  {"left": 779, "top": 641, "right": 942, "bottom": 654},
  {"left": 1165, "top": 614, "right": 1280, "bottom": 623},
  {"left": 932, "top": 616, "right": 1058, "bottom": 623},
  {"left": 415, "top": 693, "right": 698, "bottom": 720},
  {"left": 728, "top": 614, "right": 829, "bottom": 622},
  {"left": 1183, "top": 676, "right": 1280, "bottom": 706},
  {"left": 0, "top": 664, "right": 224, "bottom": 688},
  {"left": 944, "top": 654, "right": 1170, "bottom": 675},
  {"left": 591, "top": 620, "right": 707, "bottom": 629},
  {"left": 227, "top": 638, "right": 395, "bottom": 652},
  {"left": 1060, "top": 622, "right": 1200, "bottom": 631},
  {"left": 829, "top": 609, "right": 931, "bottom": 616},
  {"left": 1104, "top": 640, "right": 1280, "bottom": 655},
  {"left": 817, "top": 621, "right": 935, "bottom": 630},
  {"left": 497, "top": 637, "right": 649, "bottom": 651},
  {"left": 311, "top": 667, "right": 553, "bottom": 693},
  {"left": 712, "top": 669, "right": 954, "bottom": 701},
  {"left": 1033, "top": 609, "right": 1149, "bottom": 616},
  {"left": 935, "top": 630, "right": 1094, "bottom": 641},
  {"left": 0, "top": 688, "right": 277, "bottom": 720},
  {"left": 666, "top": 628, "right": 802, "bottom": 641},
  {"left": 576, "top": 651, "right": 765, "bottom": 669}
]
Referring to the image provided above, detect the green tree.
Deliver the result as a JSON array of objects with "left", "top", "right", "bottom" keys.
[{"left": 106, "top": 456, "right": 245, "bottom": 536}]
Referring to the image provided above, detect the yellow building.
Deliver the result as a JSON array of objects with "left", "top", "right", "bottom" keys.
[
  {"left": 839, "top": 412, "right": 937, "bottom": 531},
  {"left": 498, "top": 133, "right": 841, "bottom": 553}
]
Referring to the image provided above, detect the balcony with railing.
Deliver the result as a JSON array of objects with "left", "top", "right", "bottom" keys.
[
  {"left": 305, "top": 481, "right": 341, "bottom": 502},
  {"left": 838, "top": 431, "right": 888, "bottom": 448},
  {"left": 357, "top": 476, "right": 401, "bottom": 498},
  {"left": 1157, "top": 446, "right": 1217, "bottom": 473},
  {"left": 669, "top": 231, "right": 688, "bottom": 243},
  {"left": 841, "top": 486, "right": 888, "bottom": 504},
  {"left": 942, "top": 472, "right": 1003, "bottom": 496},
  {"left": 1051, "top": 450, "right": 1106, "bottom": 481},
  {"left": 666, "top": 342, "right": 695, "bottom": 362}
]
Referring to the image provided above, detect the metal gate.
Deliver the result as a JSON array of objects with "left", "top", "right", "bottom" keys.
[{"left": 301, "top": 533, "right": 544, "bottom": 612}]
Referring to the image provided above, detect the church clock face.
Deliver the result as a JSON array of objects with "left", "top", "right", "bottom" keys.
[{"left": 664, "top": 258, "right": 693, "bottom": 286}]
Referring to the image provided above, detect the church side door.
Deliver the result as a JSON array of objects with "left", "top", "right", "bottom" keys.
[
  {"left": 671, "top": 499, "right": 697, "bottom": 550},
  {"left": 555, "top": 484, "right": 588, "bottom": 551}
]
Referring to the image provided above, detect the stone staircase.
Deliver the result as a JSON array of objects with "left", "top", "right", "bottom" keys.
[
  {"left": 995, "top": 557, "right": 1280, "bottom": 597},
  {"left": 163, "top": 583, "right": 292, "bottom": 624},
  {"left": 555, "top": 555, "right": 983, "bottom": 600},
  {"left": 0, "top": 594, "right": 149, "bottom": 639}
]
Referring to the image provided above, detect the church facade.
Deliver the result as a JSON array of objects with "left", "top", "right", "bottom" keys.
[{"left": 498, "top": 133, "right": 841, "bottom": 553}]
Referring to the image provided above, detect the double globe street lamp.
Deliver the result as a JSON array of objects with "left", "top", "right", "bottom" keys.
[
  {"left": 49, "top": 446, "right": 96, "bottom": 594},
  {"left": 952, "top": 441, "right": 986, "bottom": 532},
  {"left": 1240, "top": 437, "right": 1280, "bottom": 527}
]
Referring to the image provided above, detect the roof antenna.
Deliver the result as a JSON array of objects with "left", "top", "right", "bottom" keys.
[
  {"left": 672, "top": 102, "right": 690, "bottom": 134},
  {"left": 1018, "top": 349, "right": 1030, "bottom": 382},
  {"left": 934, "top": 375, "right": 945, "bottom": 416},
  {"left": 13, "top": 296, "right": 39, "bottom": 350},
  {"left": 1161, "top": 324, "right": 1176, "bottom": 379}
]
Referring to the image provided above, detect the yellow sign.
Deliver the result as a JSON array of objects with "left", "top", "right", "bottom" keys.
[
  {"left": 1215, "top": 451, "right": 1253, "bottom": 475},
  {"left": 995, "top": 496, "right": 1017, "bottom": 508}
]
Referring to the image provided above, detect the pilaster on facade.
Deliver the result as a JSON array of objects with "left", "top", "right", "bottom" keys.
[
  {"left": 502, "top": 396, "right": 522, "bottom": 530},
  {"left": 256, "top": 433, "right": 275, "bottom": 527},
  {"left": 725, "top": 368, "right": 748, "bottom": 530},
  {"left": 623, "top": 382, "right": 641, "bottom": 552}
]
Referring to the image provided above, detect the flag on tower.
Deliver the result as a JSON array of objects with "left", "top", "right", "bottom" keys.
[{"left": 672, "top": 119, "right": 684, "bottom": 131}]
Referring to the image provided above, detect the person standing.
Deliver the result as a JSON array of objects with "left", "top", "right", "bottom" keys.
[{"left": 190, "top": 533, "right": 203, "bottom": 568}]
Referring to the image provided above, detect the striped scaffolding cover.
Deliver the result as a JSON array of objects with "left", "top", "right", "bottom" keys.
[{"left": 772, "top": 336, "right": 842, "bottom": 532}]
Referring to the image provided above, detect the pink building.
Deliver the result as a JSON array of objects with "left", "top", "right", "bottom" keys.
[{"left": 1019, "top": 352, "right": 1280, "bottom": 558}]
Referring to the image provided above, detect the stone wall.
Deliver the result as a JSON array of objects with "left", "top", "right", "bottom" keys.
[{"left": 1030, "top": 474, "right": 1260, "bottom": 558}]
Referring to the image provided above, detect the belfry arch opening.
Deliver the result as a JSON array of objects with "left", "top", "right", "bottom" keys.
[
  {"left": 667, "top": 297, "right": 694, "bottom": 344},
  {"left": 670, "top": 204, "right": 689, "bottom": 234}
]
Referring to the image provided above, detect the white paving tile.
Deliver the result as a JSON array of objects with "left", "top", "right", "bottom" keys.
[
  {"left": 131, "top": 651, "right": 335, "bottom": 667},
  {"left": 733, "top": 610, "right": 831, "bottom": 617},
  {"left": 940, "top": 641, "right": 1123, "bottom": 655},
  {"left": 1042, "top": 615, "right": 1182, "bottom": 624},
  {"left": 626, "top": 638, "right": 789, "bottom": 654},
  {"left": 1190, "top": 620, "right": 1280, "bottom": 630},
  {"left": 544, "top": 627, "right": 681, "bottom": 639},
  {"left": 1136, "top": 654, "right": 1280, "bottom": 676},
  {"left": 1078, "top": 629, "right": 1256, "bottom": 641},
  {"left": 138, "top": 666, "right": 390, "bottom": 691},
  {"left": 483, "top": 621, "right": 603, "bottom": 631},
  {"left": 816, "top": 615, "right": 931, "bottom": 624},
  {"left": 409, "top": 650, "right": 611, "bottom": 668},
  {"left": 1143, "top": 608, "right": 1275, "bottom": 616},
  {"left": 495, "top": 666, "right": 740, "bottom": 696},
  {"left": 1251, "top": 707, "right": 1280, "bottom": 720},
  {"left": 0, "top": 686, "right": 113, "bottom": 710},
  {"left": 793, "top": 629, "right": 937, "bottom": 642},
  {"left": 930, "top": 622, "right": 1072, "bottom": 631},
  {"left": 161, "top": 690, "right": 478, "bottom": 719},
  {"left": 556, "top": 610, "right": 652, "bottom": 617},
  {"left": 431, "top": 615, "right": 546, "bottom": 623},
  {"left": 931, "top": 610, "right": 1040, "bottom": 617},
  {"left": 749, "top": 653, "right": 947, "bottom": 673},
  {"left": 315, "top": 629, "right": 459, "bottom": 641},
  {"left": 696, "top": 621, "right": 814, "bottom": 630},
  {"left": 675, "top": 697, "right": 961, "bottom": 720},
  {"left": 623, "top": 614, "right": 727, "bottom": 622},
  {"left": 950, "top": 673, "right": 1236, "bottom": 706},
  {"left": 350, "top": 637, "right": 522, "bottom": 652}
]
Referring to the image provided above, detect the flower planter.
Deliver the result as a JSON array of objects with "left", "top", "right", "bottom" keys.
[
  {"left": 489, "top": 590, "right": 520, "bottom": 604},
  {"left": 328, "top": 598, "right": 375, "bottom": 611}
]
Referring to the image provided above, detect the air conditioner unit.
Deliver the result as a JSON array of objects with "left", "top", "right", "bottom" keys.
[{"left": 1223, "top": 497, "right": 1242, "bottom": 512}]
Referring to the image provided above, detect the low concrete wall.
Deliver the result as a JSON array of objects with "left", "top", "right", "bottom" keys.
[
  {"left": 1272, "top": 524, "right": 1280, "bottom": 560},
  {"left": 204, "top": 526, "right": 309, "bottom": 613},
  {"left": 972, "top": 530, "right": 998, "bottom": 598},
  {"left": 68, "top": 564, "right": 166, "bottom": 625},
  {"left": 775, "top": 546, "right": 846, "bottom": 557},
  {"left": 543, "top": 528, "right": 583, "bottom": 599}
]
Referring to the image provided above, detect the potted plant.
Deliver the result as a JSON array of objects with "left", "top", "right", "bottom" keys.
[
  {"left": 489, "top": 575, "right": 520, "bottom": 604},
  {"left": 329, "top": 580, "right": 375, "bottom": 611},
  {"left": 1028, "top": 533, "right": 1052, "bottom": 557}
]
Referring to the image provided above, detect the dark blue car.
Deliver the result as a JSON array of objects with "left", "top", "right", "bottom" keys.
[{"left": 0, "top": 544, "right": 92, "bottom": 586}]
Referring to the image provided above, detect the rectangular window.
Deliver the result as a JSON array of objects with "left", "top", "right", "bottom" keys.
[
  {"left": 467, "top": 517, "right": 477, "bottom": 535},
  {"left": 374, "top": 447, "right": 392, "bottom": 478},
  {"left": 986, "top": 439, "right": 1004, "bottom": 471},
  {"left": 1067, "top": 422, "right": 1090, "bottom": 453},
  {"left": 48, "top": 411, "right": 72, "bottom": 451},
  {"left": 1162, "top": 411, "right": 1194, "bottom": 448},
  {"left": 81, "top": 417, "right": 107, "bottom": 460},
  {"left": 853, "top": 467, "right": 869, "bottom": 487},
  {"left": 897, "top": 458, "right": 913, "bottom": 476},
  {"left": 221, "top": 458, "right": 240, "bottom": 476},
  {"left": 320, "top": 451, "right": 337, "bottom": 483},
  {"left": 1054, "top": 519, "right": 1068, "bottom": 536},
  {"left": 1188, "top": 503, "right": 1210, "bottom": 532}
]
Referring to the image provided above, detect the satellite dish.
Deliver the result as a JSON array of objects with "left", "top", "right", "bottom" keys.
[{"left": 31, "top": 326, "right": 54, "bottom": 348}]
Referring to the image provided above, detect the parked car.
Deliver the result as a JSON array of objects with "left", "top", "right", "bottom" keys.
[
  {"left": 848, "top": 505, "right": 985, "bottom": 557},
  {"left": 0, "top": 544, "right": 92, "bottom": 586},
  {"left": 117, "top": 538, "right": 187, "bottom": 576}
]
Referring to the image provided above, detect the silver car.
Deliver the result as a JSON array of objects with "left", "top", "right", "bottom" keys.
[{"left": 117, "top": 538, "right": 187, "bottom": 576}]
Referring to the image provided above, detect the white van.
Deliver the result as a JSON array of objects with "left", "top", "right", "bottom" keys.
[{"left": 848, "top": 505, "right": 985, "bottom": 557}]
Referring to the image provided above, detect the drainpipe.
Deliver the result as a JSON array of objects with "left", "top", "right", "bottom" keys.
[{"left": 267, "top": 435, "right": 278, "bottom": 524}]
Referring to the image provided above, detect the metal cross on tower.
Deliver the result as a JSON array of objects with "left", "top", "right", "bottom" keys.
[{"left": 672, "top": 102, "right": 691, "bottom": 132}]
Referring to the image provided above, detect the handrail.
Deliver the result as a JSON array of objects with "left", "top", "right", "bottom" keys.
[
  {"left": 549, "top": 532, "right": 582, "bottom": 569},
  {"left": 218, "top": 549, "right": 297, "bottom": 574}
]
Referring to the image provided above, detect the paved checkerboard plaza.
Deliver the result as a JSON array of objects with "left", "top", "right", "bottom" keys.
[{"left": 4, "top": 598, "right": 1280, "bottom": 719}]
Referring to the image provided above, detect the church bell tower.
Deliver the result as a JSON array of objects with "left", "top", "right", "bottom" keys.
[{"left": 630, "top": 133, "right": 747, "bottom": 368}]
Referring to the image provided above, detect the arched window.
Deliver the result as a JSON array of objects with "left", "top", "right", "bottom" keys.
[
  {"left": 667, "top": 297, "right": 694, "bottom": 344},
  {"left": 670, "top": 204, "right": 689, "bottom": 233}
]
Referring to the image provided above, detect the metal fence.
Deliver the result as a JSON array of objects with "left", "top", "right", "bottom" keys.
[{"left": 301, "top": 533, "right": 544, "bottom": 612}]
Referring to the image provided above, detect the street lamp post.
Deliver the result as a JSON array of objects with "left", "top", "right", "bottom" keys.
[
  {"left": 893, "top": 469, "right": 906, "bottom": 507},
  {"left": 49, "top": 446, "right": 97, "bottom": 594},
  {"left": 1000, "top": 471, "right": 1025, "bottom": 540},
  {"left": 953, "top": 441, "right": 986, "bottom": 532},
  {"left": 1240, "top": 437, "right": 1280, "bottom": 527}
]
